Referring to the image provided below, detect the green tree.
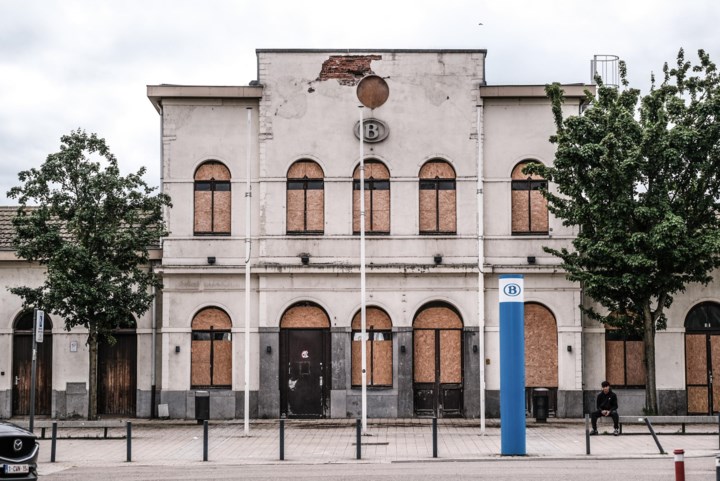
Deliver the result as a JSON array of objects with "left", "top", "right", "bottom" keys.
[
  {"left": 8, "top": 130, "right": 171, "bottom": 419},
  {"left": 527, "top": 49, "right": 720, "bottom": 414}
]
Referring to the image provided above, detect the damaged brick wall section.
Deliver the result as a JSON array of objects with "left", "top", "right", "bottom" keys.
[{"left": 318, "top": 55, "right": 382, "bottom": 85}]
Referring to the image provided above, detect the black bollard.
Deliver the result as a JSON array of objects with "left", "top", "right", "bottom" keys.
[
  {"left": 203, "top": 420, "right": 209, "bottom": 461},
  {"left": 279, "top": 419, "right": 285, "bottom": 461},
  {"left": 50, "top": 422, "right": 57, "bottom": 463},
  {"left": 716, "top": 454, "right": 720, "bottom": 481},
  {"left": 585, "top": 414, "right": 590, "bottom": 455},
  {"left": 126, "top": 421, "right": 132, "bottom": 462},
  {"left": 432, "top": 417, "right": 438, "bottom": 458},
  {"left": 356, "top": 418, "right": 361, "bottom": 460}
]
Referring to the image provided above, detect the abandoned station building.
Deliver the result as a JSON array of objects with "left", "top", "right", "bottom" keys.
[{"left": 1, "top": 49, "right": 719, "bottom": 420}]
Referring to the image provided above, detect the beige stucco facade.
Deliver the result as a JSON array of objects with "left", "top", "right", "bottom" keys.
[{"left": 0, "top": 49, "right": 717, "bottom": 420}]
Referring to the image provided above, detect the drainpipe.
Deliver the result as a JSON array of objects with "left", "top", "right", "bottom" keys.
[
  {"left": 476, "top": 101, "right": 486, "bottom": 434},
  {"left": 244, "top": 107, "right": 252, "bottom": 435},
  {"left": 150, "top": 269, "right": 157, "bottom": 418}
]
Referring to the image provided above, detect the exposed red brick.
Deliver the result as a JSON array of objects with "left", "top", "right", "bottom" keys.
[{"left": 318, "top": 55, "right": 382, "bottom": 86}]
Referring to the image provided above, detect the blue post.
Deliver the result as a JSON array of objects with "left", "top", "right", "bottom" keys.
[{"left": 499, "top": 274, "right": 526, "bottom": 455}]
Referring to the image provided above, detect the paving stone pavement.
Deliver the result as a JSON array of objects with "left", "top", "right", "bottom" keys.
[{"left": 27, "top": 418, "right": 720, "bottom": 473}]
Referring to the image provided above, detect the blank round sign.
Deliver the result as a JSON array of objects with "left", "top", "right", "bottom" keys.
[{"left": 356, "top": 75, "right": 389, "bottom": 109}]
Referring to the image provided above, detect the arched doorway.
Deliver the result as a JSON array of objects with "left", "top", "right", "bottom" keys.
[
  {"left": 12, "top": 311, "right": 53, "bottom": 416},
  {"left": 413, "top": 302, "right": 463, "bottom": 417},
  {"left": 524, "top": 303, "right": 558, "bottom": 416},
  {"left": 98, "top": 328, "right": 137, "bottom": 416},
  {"left": 280, "top": 302, "right": 330, "bottom": 418},
  {"left": 685, "top": 302, "right": 720, "bottom": 414}
]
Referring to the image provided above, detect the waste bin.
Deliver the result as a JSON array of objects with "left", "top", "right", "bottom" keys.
[
  {"left": 195, "top": 390, "right": 209, "bottom": 424},
  {"left": 532, "top": 388, "right": 549, "bottom": 422}
]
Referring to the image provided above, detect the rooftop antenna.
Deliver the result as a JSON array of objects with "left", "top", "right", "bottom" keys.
[{"left": 590, "top": 54, "right": 619, "bottom": 88}]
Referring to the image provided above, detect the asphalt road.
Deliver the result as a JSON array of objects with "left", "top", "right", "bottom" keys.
[{"left": 42, "top": 456, "right": 718, "bottom": 480}]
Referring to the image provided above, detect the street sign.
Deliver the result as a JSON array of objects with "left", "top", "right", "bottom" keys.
[{"left": 35, "top": 310, "right": 44, "bottom": 343}]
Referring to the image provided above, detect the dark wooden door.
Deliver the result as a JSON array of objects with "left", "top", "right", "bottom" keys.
[
  {"left": 413, "top": 328, "right": 463, "bottom": 417},
  {"left": 280, "top": 329, "right": 328, "bottom": 418},
  {"left": 12, "top": 332, "right": 52, "bottom": 416},
  {"left": 98, "top": 332, "right": 137, "bottom": 416}
]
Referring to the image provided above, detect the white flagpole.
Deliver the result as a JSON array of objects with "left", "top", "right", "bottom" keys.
[
  {"left": 244, "top": 107, "right": 252, "bottom": 435},
  {"left": 359, "top": 105, "right": 367, "bottom": 434}
]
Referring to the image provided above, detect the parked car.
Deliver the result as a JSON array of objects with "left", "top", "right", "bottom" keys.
[{"left": 0, "top": 422, "right": 38, "bottom": 480}]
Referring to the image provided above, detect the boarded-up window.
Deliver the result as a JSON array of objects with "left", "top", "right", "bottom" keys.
[
  {"left": 419, "top": 160, "right": 456, "bottom": 234},
  {"left": 511, "top": 161, "right": 548, "bottom": 235},
  {"left": 413, "top": 304, "right": 463, "bottom": 384},
  {"left": 191, "top": 307, "right": 232, "bottom": 388},
  {"left": 351, "top": 307, "right": 392, "bottom": 387},
  {"left": 194, "top": 161, "right": 231, "bottom": 235},
  {"left": 525, "top": 303, "right": 558, "bottom": 388},
  {"left": 280, "top": 303, "right": 330, "bottom": 329},
  {"left": 353, "top": 160, "right": 390, "bottom": 234},
  {"left": 605, "top": 327, "right": 646, "bottom": 388},
  {"left": 287, "top": 160, "right": 324, "bottom": 234}
]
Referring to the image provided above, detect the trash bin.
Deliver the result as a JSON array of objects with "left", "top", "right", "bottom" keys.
[
  {"left": 532, "top": 388, "right": 549, "bottom": 422},
  {"left": 195, "top": 390, "right": 209, "bottom": 424}
]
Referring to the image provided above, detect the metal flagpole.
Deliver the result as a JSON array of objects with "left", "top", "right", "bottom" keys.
[
  {"left": 359, "top": 105, "right": 367, "bottom": 434},
  {"left": 29, "top": 308, "right": 37, "bottom": 433},
  {"left": 244, "top": 107, "right": 252, "bottom": 435}
]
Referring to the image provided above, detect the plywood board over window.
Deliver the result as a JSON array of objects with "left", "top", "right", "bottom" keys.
[
  {"left": 280, "top": 304, "right": 330, "bottom": 329},
  {"left": 413, "top": 305, "right": 463, "bottom": 384},
  {"left": 194, "top": 161, "right": 231, "bottom": 235},
  {"left": 351, "top": 307, "right": 393, "bottom": 387},
  {"left": 419, "top": 160, "right": 456, "bottom": 234},
  {"left": 191, "top": 307, "right": 232, "bottom": 388},
  {"left": 524, "top": 303, "right": 558, "bottom": 388},
  {"left": 511, "top": 161, "right": 548, "bottom": 235},
  {"left": 353, "top": 160, "right": 390, "bottom": 234},
  {"left": 287, "top": 160, "right": 324, "bottom": 234}
]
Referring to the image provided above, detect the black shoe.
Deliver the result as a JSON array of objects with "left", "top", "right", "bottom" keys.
[
  {"left": 589, "top": 429, "right": 598, "bottom": 435},
  {"left": 613, "top": 429, "right": 619, "bottom": 436}
]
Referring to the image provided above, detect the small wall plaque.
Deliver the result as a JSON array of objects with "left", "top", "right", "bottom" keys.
[{"left": 70, "top": 341, "right": 78, "bottom": 352}]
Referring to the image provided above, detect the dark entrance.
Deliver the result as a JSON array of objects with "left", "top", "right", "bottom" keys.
[
  {"left": 279, "top": 303, "right": 330, "bottom": 419},
  {"left": 98, "top": 330, "right": 137, "bottom": 416},
  {"left": 685, "top": 302, "right": 720, "bottom": 415},
  {"left": 413, "top": 303, "right": 463, "bottom": 417},
  {"left": 12, "top": 311, "right": 53, "bottom": 416}
]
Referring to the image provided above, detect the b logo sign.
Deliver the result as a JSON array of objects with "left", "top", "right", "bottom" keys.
[
  {"left": 503, "top": 283, "right": 521, "bottom": 297},
  {"left": 499, "top": 276, "right": 524, "bottom": 303}
]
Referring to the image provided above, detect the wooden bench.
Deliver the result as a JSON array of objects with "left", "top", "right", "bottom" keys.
[
  {"left": 30, "top": 420, "right": 128, "bottom": 439},
  {"left": 585, "top": 414, "right": 720, "bottom": 455}
]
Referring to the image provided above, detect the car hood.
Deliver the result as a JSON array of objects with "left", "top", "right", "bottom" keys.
[{"left": 0, "top": 422, "right": 35, "bottom": 438}]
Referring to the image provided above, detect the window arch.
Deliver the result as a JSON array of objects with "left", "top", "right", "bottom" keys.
[
  {"left": 685, "top": 302, "right": 720, "bottom": 331},
  {"left": 191, "top": 307, "right": 232, "bottom": 389},
  {"left": 351, "top": 307, "right": 392, "bottom": 387},
  {"left": 353, "top": 160, "right": 390, "bottom": 234},
  {"left": 194, "top": 161, "right": 231, "bottom": 235},
  {"left": 419, "top": 160, "right": 456, "bottom": 234},
  {"left": 511, "top": 160, "right": 548, "bottom": 235},
  {"left": 287, "top": 160, "right": 324, "bottom": 234}
]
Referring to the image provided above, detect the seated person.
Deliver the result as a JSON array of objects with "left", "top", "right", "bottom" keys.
[{"left": 589, "top": 380, "right": 619, "bottom": 436}]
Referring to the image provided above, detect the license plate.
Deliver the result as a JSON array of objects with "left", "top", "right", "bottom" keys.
[{"left": 4, "top": 464, "right": 29, "bottom": 474}]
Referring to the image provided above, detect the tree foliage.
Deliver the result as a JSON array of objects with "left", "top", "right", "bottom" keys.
[
  {"left": 526, "top": 49, "right": 720, "bottom": 413},
  {"left": 8, "top": 129, "right": 171, "bottom": 418}
]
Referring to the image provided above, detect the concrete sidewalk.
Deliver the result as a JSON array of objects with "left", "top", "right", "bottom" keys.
[{"left": 30, "top": 418, "right": 720, "bottom": 474}]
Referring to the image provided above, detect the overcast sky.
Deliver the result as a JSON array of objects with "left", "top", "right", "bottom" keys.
[{"left": 1, "top": 0, "right": 718, "bottom": 205}]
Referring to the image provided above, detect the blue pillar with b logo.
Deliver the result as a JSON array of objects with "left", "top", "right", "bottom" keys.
[{"left": 499, "top": 274, "right": 526, "bottom": 455}]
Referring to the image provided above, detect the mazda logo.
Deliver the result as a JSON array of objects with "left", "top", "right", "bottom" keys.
[{"left": 13, "top": 438, "right": 22, "bottom": 452}]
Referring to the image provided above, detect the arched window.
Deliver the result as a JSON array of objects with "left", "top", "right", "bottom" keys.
[
  {"left": 194, "top": 161, "right": 231, "bottom": 235},
  {"left": 685, "top": 302, "right": 720, "bottom": 331},
  {"left": 353, "top": 160, "right": 390, "bottom": 235},
  {"left": 287, "top": 160, "right": 324, "bottom": 234},
  {"left": 419, "top": 160, "right": 456, "bottom": 234},
  {"left": 511, "top": 161, "right": 548, "bottom": 235},
  {"left": 351, "top": 307, "right": 392, "bottom": 387},
  {"left": 191, "top": 307, "right": 232, "bottom": 389}
]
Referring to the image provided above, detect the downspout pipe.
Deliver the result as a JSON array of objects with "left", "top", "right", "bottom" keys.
[
  {"left": 477, "top": 101, "right": 486, "bottom": 434},
  {"left": 244, "top": 107, "right": 252, "bottom": 435}
]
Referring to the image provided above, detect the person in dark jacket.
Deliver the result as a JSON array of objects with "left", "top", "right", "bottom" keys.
[{"left": 589, "top": 380, "right": 619, "bottom": 436}]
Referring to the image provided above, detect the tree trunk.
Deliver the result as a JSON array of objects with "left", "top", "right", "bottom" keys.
[
  {"left": 643, "top": 303, "right": 658, "bottom": 415},
  {"left": 88, "top": 332, "right": 98, "bottom": 420}
]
